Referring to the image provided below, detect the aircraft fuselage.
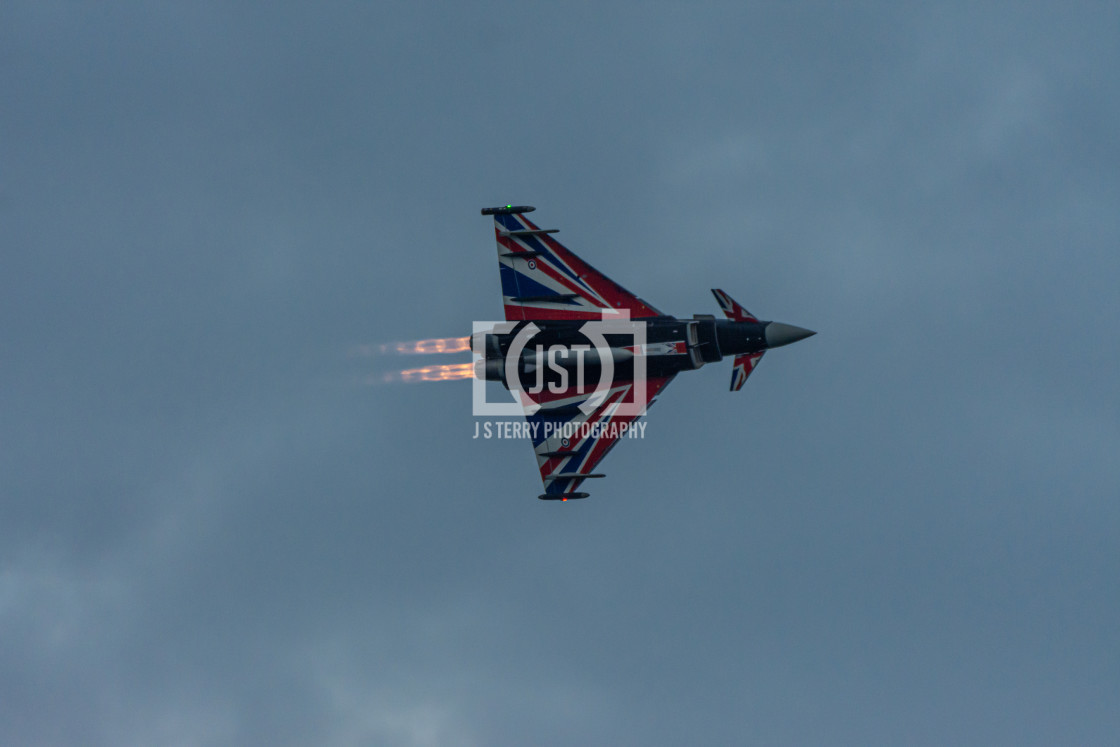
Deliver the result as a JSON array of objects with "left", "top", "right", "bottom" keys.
[{"left": 476, "top": 315, "right": 811, "bottom": 389}]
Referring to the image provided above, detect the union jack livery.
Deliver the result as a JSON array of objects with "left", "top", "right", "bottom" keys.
[{"left": 475, "top": 205, "right": 815, "bottom": 500}]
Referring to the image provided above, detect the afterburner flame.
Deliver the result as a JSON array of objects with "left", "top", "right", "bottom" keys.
[
  {"left": 390, "top": 361, "right": 476, "bottom": 383},
  {"left": 351, "top": 337, "right": 470, "bottom": 357},
  {"left": 353, "top": 336, "right": 475, "bottom": 385},
  {"left": 399, "top": 336, "right": 471, "bottom": 354}
]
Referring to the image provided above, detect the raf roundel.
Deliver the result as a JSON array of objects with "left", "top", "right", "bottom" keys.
[{"left": 527, "top": 260, "right": 537, "bottom": 270}]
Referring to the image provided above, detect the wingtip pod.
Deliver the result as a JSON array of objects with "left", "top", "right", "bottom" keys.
[
  {"left": 481, "top": 205, "right": 535, "bottom": 215},
  {"left": 538, "top": 492, "right": 590, "bottom": 501}
]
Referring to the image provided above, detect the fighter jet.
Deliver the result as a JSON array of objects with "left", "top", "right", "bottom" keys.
[{"left": 476, "top": 205, "right": 814, "bottom": 500}]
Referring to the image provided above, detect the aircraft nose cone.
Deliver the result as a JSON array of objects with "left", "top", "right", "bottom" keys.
[{"left": 764, "top": 322, "right": 816, "bottom": 349}]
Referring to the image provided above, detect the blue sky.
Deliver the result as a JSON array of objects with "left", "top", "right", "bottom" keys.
[{"left": 3, "top": 3, "right": 1118, "bottom": 745}]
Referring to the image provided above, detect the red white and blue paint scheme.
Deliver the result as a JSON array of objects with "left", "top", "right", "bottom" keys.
[{"left": 477, "top": 205, "right": 814, "bottom": 501}]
